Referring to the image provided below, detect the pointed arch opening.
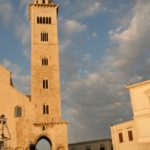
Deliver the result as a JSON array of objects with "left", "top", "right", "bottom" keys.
[{"left": 36, "top": 135, "right": 52, "bottom": 150}]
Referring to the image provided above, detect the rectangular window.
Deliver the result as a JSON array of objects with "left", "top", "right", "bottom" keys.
[
  {"left": 118, "top": 133, "right": 123, "bottom": 143},
  {"left": 86, "top": 146, "right": 91, "bottom": 150},
  {"left": 100, "top": 144, "right": 105, "bottom": 150},
  {"left": 128, "top": 130, "right": 133, "bottom": 141}
]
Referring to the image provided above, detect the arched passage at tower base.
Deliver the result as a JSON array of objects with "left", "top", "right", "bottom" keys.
[{"left": 29, "top": 136, "right": 52, "bottom": 150}]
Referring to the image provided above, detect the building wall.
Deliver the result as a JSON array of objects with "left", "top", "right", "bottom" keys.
[
  {"left": 0, "top": 0, "right": 68, "bottom": 150},
  {"left": 69, "top": 139, "right": 113, "bottom": 150},
  {"left": 0, "top": 65, "right": 34, "bottom": 148},
  {"left": 111, "top": 80, "right": 150, "bottom": 150}
]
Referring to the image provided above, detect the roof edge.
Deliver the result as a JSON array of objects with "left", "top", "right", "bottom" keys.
[
  {"left": 69, "top": 138, "right": 112, "bottom": 146},
  {"left": 127, "top": 80, "right": 150, "bottom": 89}
]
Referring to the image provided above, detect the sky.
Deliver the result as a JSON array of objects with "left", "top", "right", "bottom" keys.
[{"left": 0, "top": 0, "right": 150, "bottom": 144}]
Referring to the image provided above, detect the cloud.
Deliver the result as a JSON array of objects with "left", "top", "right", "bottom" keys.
[
  {"left": 16, "top": 0, "right": 30, "bottom": 58},
  {"left": 59, "top": 40, "right": 72, "bottom": 52},
  {"left": 2, "top": 59, "right": 30, "bottom": 94},
  {"left": 61, "top": 0, "right": 150, "bottom": 142},
  {"left": 0, "top": 0, "right": 30, "bottom": 58},
  {"left": 75, "top": 0, "right": 102, "bottom": 18},
  {"left": 61, "top": 19, "right": 87, "bottom": 37},
  {"left": 59, "top": 19, "right": 87, "bottom": 52},
  {"left": 92, "top": 32, "right": 97, "bottom": 38},
  {"left": 1, "top": 0, "right": 150, "bottom": 144},
  {"left": 0, "top": 0, "right": 13, "bottom": 25}
]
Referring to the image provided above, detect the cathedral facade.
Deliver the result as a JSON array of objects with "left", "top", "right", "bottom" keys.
[{"left": 0, "top": 0, "right": 68, "bottom": 149}]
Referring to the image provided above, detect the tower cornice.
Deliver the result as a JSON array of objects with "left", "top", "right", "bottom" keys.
[{"left": 29, "top": 3, "right": 59, "bottom": 8}]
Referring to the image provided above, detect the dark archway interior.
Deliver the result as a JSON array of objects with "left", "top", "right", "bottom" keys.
[{"left": 36, "top": 136, "right": 51, "bottom": 150}]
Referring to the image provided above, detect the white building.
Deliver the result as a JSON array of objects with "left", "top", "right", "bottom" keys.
[{"left": 111, "top": 80, "right": 150, "bottom": 150}]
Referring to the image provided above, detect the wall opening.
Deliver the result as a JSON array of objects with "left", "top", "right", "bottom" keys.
[{"left": 36, "top": 136, "right": 51, "bottom": 150}]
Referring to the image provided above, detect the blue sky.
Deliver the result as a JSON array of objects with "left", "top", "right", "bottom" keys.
[{"left": 0, "top": 0, "right": 150, "bottom": 144}]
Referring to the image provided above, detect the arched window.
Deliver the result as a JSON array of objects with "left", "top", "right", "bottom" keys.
[
  {"left": 45, "top": 33, "right": 48, "bottom": 41},
  {"left": 43, "top": 104, "right": 49, "bottom": 114},
  {"left": 40, "top": 17, "right": 42, "bottom": 24},
  {"left": 42, "top": 57, "right": 48, "bottom": 65},
  {"left": 49, "top": 17, "right": 51, "bottom": 24},
  {"left": 46, "top": 105, "right": 49, "bottom": 114},
  {"left": 43, "top": 0, "right": 45, "bottom": 4},
  {"left": 41, "top": 32, "right": 43, "bottom": 41},
  {"left": 43, "top": 17, "right": 45, "bottom": 24},
  {"left": 15, "top": 106, "right": 22, "bottom": 118},
  {"left": 37, "top": 17, "right": 40, "bottom": 24},
  {"left": 41, "top": 32, "right": 48, "bottom": 42},
  {"left": 43, "top": 105, "right": 45, "bottom": 114},
  {"left": 44, "top": 33, "right": 47, "bottom": 41},
  {"left": 46, "top": 17, "right": 48, "bottom": 24},
  {"left": 43, "top": 80, "right": 48, "bottom": 89}
]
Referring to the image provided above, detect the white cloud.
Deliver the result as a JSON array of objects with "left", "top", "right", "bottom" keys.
[
  {"left": 74, "top": 0, "right": 103, "bottom": 18},
  {"left": 59, "top": 40, "right": 72, "bottom": 52},
  {"left": 61, "top": 19, "right": 87, "bottom": 37},
  {"left": 110, "top": 17, "right": 137, "bottom": 42},
  {"left": 0, "top": 0, "right": 13, "bottom": 25},
  {"left": 92, "top": 32, "right": 97, "bottom": 38},
  {"left": 80, "top": 1, "right": 101, "bottom": 18}
]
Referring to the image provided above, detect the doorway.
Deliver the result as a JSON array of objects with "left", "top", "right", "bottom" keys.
[{"left": 35, "top": 136, "right": 51, "bottom": 150}]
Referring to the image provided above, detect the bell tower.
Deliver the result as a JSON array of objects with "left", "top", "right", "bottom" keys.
[
  {"left": 0, "top": 0, "right": 68, "bottom": 150},
  {"left": 28, "top": 1, "right": 68, "bottom": 150},
  {"left": 30, "top": 0, "right": 61, "bottom": 121}
]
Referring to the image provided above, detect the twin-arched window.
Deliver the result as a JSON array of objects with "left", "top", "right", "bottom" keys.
[
  {"left": 43, "top": 80, "right": 48, "bottom": 89},
  {"left": 43, "top": 104, "right": 49, "bottom": 114},
  {"left": 37, "top": 17, "right": 51, "bottom": 24},
  {"left": 15, "top": 106, "right": 22, "bottom": 118}
]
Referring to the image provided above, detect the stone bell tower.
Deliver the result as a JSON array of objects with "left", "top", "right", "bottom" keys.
[
  {"left": 30, "top": 0, "right": 61, "bottom": 121},
  {"left": 28, "top": 0, "right": 68, "bottom": 149}
]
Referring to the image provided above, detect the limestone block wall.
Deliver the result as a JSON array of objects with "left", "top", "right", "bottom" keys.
[
  {"left": 0, "top": 65, "right": 34, "bottom": 149},
  {"left": 15, "top": 121, "right": 68, "bottom": 150}
]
